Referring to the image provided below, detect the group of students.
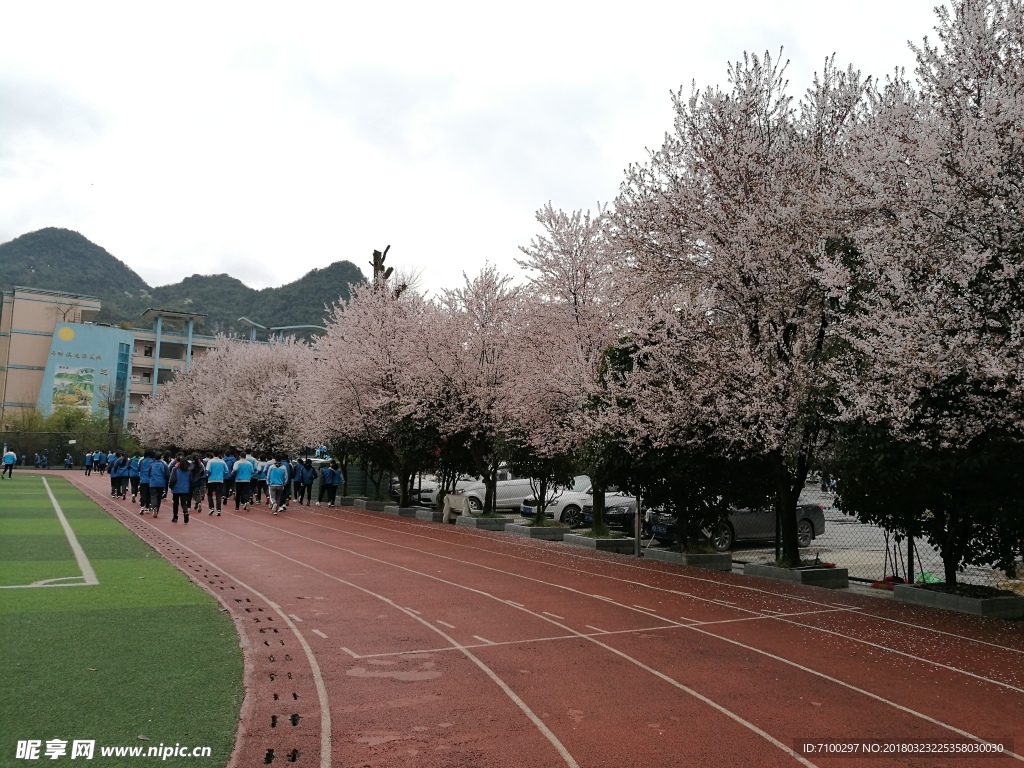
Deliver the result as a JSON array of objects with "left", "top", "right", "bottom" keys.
[{"left": 117, "top": 449, "right": 344, "bottom": 523}]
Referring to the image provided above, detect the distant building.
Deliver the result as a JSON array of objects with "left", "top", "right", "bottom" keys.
[{"left": 0, "top": 286, "right": 215, "bottom": 429}]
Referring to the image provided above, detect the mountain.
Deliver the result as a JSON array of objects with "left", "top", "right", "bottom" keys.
[{"left": 0, "top": 228, "right": 366, "bottom": 336}]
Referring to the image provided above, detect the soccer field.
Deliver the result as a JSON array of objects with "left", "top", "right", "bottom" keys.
[{"left": 0, "top": 475, "right": 242, "bottom": 766}]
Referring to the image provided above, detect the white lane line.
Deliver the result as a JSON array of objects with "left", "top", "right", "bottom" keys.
[
  {"left": 473, "top": 635, "right": 494, "bottom": 645},
  {"left": 506, "top": 600, "right": 524, "bottom": 607},
  {"left": 542, "top": 611, "right": 564, "bottom": 620},
  {"left": 70, "top": 483, "right": 333, "bottom": 768},
  {"left": 633, "top": 605, "right": 657, "bottom": 612},
  {"left": 317, "top": 505, "right": 1024, "bottom": 656},
  {"left": 200, "top": 524, "right": 577, "bottom": 767},
  {"left": 289, "top": 614, "right": 304, "bottom": 622},
  {"left": 341, "top": 647, "right": 360, "bottom": 658},
  {"left": 405, "top": 607, "right": 422, "bottom": 615},
  {"left": 312, "top": 629, "right": 328, "bottom": 639},
  {"left": 585, "top": 625, "right": 608, "bottom": 634},
  {"left": 46, "top": 477, "right": 98, "bottom": 585},
  {"left": 274, "top": 510, "right": 1024, "bottom": 763},
  {"left": 436, "top": 620, "right": 456, "bottom": 629}
]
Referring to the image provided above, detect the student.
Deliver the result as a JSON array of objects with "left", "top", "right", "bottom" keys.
[
  {"left": 253, "top": 455, "right": 269, "bottom": 504},
  {"left": 223, "top": 449, "right": 236, "bottom": 501},
  {"left": 168, "top": 455, "right": 191, "bottom": 524},
  {"left": 84, "top": 450, "right": 93, "bottom": 475},
  {"left": 138, "top": 449, "right": 155, "bottom": 513},
  {"left": 297, "top": 459, "right": 316, "bottom": 506},
  {"left": 188, "top": 454, "right": 206, "bottom": 514},
  {"left": 147, "top": 452, "right": 169, "bottom": 518},
  {"left": 33, "top": 453, "right": 40, "bottom": 469},
  {"left": 291, "top": 457, "right": 303, "bottom": 505},
  {"left": 205, "top": 451, "right": 228, "bottom": 516},
  {"left": 111, "top": 451, "right": 130, "bottom": 498},
  {"left": 1, "top": 448, "right": 17, "bottom": 478},
  {"left": 231, "top": 451, "right": 254, "bottom": 511},
  {"left": 266, "top": 455, "right": 289, "bottom": 514},
  {"left": 64, "top": 453, "right": 73, "bottom": 470},
  {"left": 316, "top": 461, "right": 341, "bottom": 507},
  {"left": 97, "top": 451, "right": 108, "bottom": 475},
  {"left": 128, "top": 452, "right": 141, "bottom": 503}
]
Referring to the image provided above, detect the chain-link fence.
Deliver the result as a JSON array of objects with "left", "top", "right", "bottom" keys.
[
  {"left": 724, "top": 483, "right": 1023, "bottom": 593},
  {"left": 0, "top": 430, "right": 132, "bottom": 468}
]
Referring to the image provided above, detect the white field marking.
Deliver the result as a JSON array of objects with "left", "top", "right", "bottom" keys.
[
  {"left": 263, "top": 511, "right": 1024, "bottom": 760},
  {"left": 404, "top": 607, "right": 422, "bottom": 615},
  {"left": 311, "top": 507, "right": 1024, "bottom": 659},
  {"left": 684, "top": 621, "right": 1024, "bottom": 762},
  {"left": 312, "top": 629, "right": 328, "bottom": 639},
  {"left": 506, "top": 600, "right": 524, "bottom": 607},
  {"left": 341, "top": 647, "right": 360, "bottom": 659},
  {"left": 185, "top": 523, "right": 579, "bottom": 768},
  {"left": 69, "top": 483, "right": 333, "bottom": 768},
  {"left": 542, "top": 612, "right": 564, "bottom": 620},
  {"left": 289, "top": 614, "right": 304, "bottom": 622},
  {"left": 633, "top": 605, "right": 657, "bottom": 612},
  {"left": 772, "top": 616, "right": 1024, "bottom": 695},
  {"left": 30, "top": 477, "right": 97, "bottom": 587},
  {"left": 436, "top": 620, "right": 456, "bottom": 629},
  {"left": 342, "top": 626, "right": 676, "bottom": 659},
  {"left": 321, "top": 508, "right": 1024, "bottom": 656},
  {"left": 585, "top": 625, "right": 608, "bottom": 634},
  {"left": 207, "top": 518, "right": 817, "bottom": 768},
  {"left": 473, "top": 635, "right": 495, "bottom": 645}
]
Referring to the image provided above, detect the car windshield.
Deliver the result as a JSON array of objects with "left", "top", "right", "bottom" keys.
[{"left": 570, "top": 475, "right": 590, "bottom": 493}]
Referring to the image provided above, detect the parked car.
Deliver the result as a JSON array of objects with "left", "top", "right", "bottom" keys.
[
  {"left": 522, "top": 475, "right": 637, "bottom": 528},
  {"left": 581, "top": 498, "right": 642, "bottom": 533},
  {"left": 454, "top": 468, "right": 531, "bottom": 512},
  {"left": 412, "top": 475, "right": 478, "bottom": 507},
  {"left": 649, "top": 504, "right": 826, "bottom": 551}
]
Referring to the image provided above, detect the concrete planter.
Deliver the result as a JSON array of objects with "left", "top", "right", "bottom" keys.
[
  {"left": 645, "top": 549, "right": 732, "bottom": 571},
  {"left": 383, "top": 505, "right": 418, "bottom": 517},
  {"left": 562, "top": 533, "right": 636, "bottom": 554},
  {"left": 336, "top": 497, "right": 356, "bottom": 507},
  {"left": 352, "top": 498, "right": 386, "bottom": 512},
  {"left": 744, "top": 563, "right": 849, "bottom": 589},
  {"left": 892, "top": 584, "right": 1024, "bottom": 620},
  {"left": 456, "top": 516, "right": 510, "bottom": 531},
  {"left": 415, "top": 509, "right": 445, "bottom": 522},
  {"left": 505, "top": 523, "right": 570, "bottom": 540}
]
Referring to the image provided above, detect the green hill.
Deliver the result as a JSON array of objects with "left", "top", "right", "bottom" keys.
[{"left": 0, "top": 228, "right": 365, "bottom": 336}]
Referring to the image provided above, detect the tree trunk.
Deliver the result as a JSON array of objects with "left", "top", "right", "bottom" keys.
[{"left": 591, "top": 487, "right": 606, "bottom": 533}]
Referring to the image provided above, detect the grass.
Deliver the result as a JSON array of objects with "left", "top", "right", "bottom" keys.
[{"left": 0, "top": 475, "right": 242, "bottom": 766}]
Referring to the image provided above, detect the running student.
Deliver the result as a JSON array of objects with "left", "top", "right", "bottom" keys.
[
  {"left": 316, "top": 461, "right": 341, "bottom": 507},
  {"left": 205, "top": 451, "right": 227, "bottom": 516},
  {"left": 267, "top": 456, "right": 288, "bottom": 514},
  {"left": 168, "top": 455, "right": 191, "bottom": 524},
  {"left": 2, "top": 447, "right": 16, "bottom": 478},
  {"left": 138, "top": 449, "right": 154, "bottom": 513},
  {"left": 231, "top": 452, "right": 254, "bottom": 511},
  {"left": 189, "top": 454, "right": 206, "bottom": 513},
  {"left": 296, "top": 459, "right": 316, "bottom": 506},
  {"left": 147, "top": 453, "right": 169, "bottom": 518},
  {"left": 84, "top": 451, "right": 93, "bottom": 476},
  {"left": 128, "top": 452, "right": 141, "bottom": 503}
]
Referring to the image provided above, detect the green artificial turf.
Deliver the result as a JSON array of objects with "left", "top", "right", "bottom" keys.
[{"left": 0, "top": 475, "right": 242, "bottom": 767}]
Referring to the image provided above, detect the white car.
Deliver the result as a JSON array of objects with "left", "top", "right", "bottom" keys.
[
  {"left": 455, "top": 468, "right": 534, "bottom": 512},
  {"left": 519, "top": 475, "right": 636, "bottom": 528}
]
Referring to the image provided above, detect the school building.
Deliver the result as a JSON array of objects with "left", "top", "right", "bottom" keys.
[{"left": 0, "top": 286, "right": 214, "bottom": 429}]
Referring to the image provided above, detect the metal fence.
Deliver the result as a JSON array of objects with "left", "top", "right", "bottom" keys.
[
  {"left": 725, "top": 484, "right": 1023, "bottom": 593},
  {"left": 0, "top": 430, "right": 129, "bottom": 467}
]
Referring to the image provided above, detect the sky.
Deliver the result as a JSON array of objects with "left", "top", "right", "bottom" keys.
[{"left": 0, "top": 0, "right": 940, "bottom": 298}]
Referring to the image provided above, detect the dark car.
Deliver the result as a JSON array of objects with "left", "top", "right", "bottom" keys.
[
  {"left": 649, "top": 504, "right": 825, "bottom": 551},
  {"left": 580, "top": 500, "right": 643, "bottom": 535}
]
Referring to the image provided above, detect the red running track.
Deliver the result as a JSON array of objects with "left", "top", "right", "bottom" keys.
[{"left": 68, "top": 472, "right": 1024, "bottom": 768}]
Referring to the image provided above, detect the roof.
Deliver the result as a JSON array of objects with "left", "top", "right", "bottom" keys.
[{"left": 140, "top": 308, "right": 208, "bottom": 322}]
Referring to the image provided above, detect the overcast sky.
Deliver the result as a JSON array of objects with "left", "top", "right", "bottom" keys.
[{"left": 1, "top": 0, "right": 940, "bottom": 297}]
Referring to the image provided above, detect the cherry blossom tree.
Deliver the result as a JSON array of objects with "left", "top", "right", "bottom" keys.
[
  {"left": 610, "top": 52, "right": 868, "bottom": 563},
  {"left": 417, "top": 266, "right": 526, "bottom": 514},
  {"left": 133, "top": 336, "right": 313, "bottom": 453},
  {"left": 831, "top": 0, "right": 1024, "bottom": 582},
  {"left": 303, "top": 279, "right": 436, "bottom": 506}
]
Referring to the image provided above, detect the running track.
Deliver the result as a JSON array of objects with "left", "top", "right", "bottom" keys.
[{"left": 67, "top": 473, "right": 1024, "bottom": 768}]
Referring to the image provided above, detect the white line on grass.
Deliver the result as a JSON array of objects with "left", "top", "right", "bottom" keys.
[{"left": 0, "top": 478, "right": 98, "bottom": 589}]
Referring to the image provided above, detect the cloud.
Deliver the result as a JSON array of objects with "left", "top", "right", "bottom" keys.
[{"left": 0, "top": 76, "right": 104, "bottom": 158}]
